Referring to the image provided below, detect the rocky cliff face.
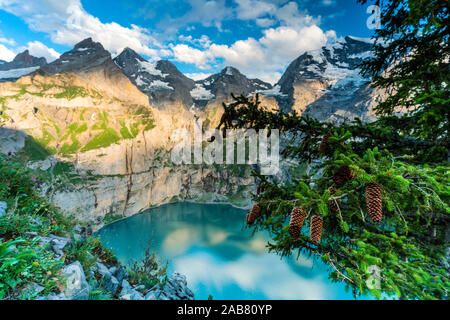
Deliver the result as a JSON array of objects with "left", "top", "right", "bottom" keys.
[
  {"left": 0, "top": 40, "right": 255, "bottom": 228},
  {"left": 0, "top": 50, "right": 47, "bottom": 82}
]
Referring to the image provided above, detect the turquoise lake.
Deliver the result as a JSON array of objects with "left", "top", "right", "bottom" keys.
[{"left": 97, "top": 202, "right": 363, "bottom": 300}]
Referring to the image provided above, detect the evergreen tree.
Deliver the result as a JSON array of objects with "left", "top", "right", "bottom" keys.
[{"left": 218, "top": 0, "right": 449, "bottom": 299}]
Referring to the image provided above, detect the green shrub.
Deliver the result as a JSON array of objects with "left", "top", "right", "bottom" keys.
[{"left": 128, "top": 241, "right": 168, "bottom": 289}]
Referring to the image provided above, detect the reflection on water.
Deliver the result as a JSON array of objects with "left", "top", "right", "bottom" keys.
[{"left": 97, "top": 202, "right": 362, "bottom": 300}]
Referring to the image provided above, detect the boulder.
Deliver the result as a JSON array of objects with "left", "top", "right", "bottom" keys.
[
  {"left": 119, "top": 280, "right": 144, "bottom": 300},
  {"left": 102, "top": 274, "right": 119, "bottom": 295},
  {"left": 95, "top": 262, "right": 111, "bottom": 277},
  {"left": 161, "top": 272, "right": 194, "bottom": 300},
  {"left": 113, "top": 266, "right": 128, "bottom": 283},
  {"left": 62, "top": 261, "right": 90, "bottom": 300},
  {"left": 22, "top": 282, "right": 44, "bottom": 298}
]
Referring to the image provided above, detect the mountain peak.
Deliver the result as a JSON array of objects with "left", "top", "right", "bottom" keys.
[
  {"left": 115, "top": 47, "right": 145, "bottom": 68},
  {"left": 114, "top": 53, "right": 196, "bottom": 109},
  {"left": 74, "top": 37, "right": 101, "bottom": 50},
  {"left": 220, "top": 66, "right": 241, "bottom": 76},
  {"left": 12, "top": 50, "right": 47, "bottom": 66},
  {"left": 41, "top": 37, "right": 113, "bottom": 75}
]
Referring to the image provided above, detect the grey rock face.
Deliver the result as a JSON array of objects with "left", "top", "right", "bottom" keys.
[
  {"left": 41, "top": 38, "right": 112, "bottom": 75},
  {"left": 192, "top": 66, "right": 272, "bottom": 108},
  {"left": 0, "top": 201, "right": 7, "bottom": 217},
  {"left": 114, "top": 47, "right": 196, "bottom": 109},
  {"left": 62, "top": 261, "right": 90, "bottom": 300}
]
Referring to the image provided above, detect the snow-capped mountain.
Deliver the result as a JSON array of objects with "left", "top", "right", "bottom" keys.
[
  {"left": 192, "top": 66, "right": 272, "bottom": 108},
  {"left": 258, "top": 36, "right": 381, "bottom": 122},
  {"left": 114, "top": 47, "right": 196, "bottom": 109},
  {"left": 0, "top": 50, "right": 47, "bottom": 82},
  {"left": 0, "top": 36, "right": 384, "bottom": 122}
]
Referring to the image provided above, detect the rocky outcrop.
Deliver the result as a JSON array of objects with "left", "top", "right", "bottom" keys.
[
  {"left": 192, "top": 66, "right": 272, "bottom": 109},
  {"left": 145, "top": 273, "right": 194, "bottom": 300},
  {"left": 114, "top": 48, "right": 196, "bottom": 109},
  {"left": 0, "top": 50, "right": 47, "bottom": 82},
  {"left": 0, "top": 50, "right": 47, "bottom": 71},
  {"left": 62, "top": 261, "right": 90, "bottom": 300}
]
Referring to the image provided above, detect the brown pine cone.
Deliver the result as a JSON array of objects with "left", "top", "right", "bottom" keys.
[
  {"left": 328, "top": 199, "right": 338, "bottom": 212},
  {"left": 246, "top": 204, "right": 261, "bottom": 225},
  {"left": 333, "top": 165, "right": 353, "bottom": 186},
  {"left": 288, "top": 207, "right": 307, "bottom": 239},
  {"left": 310, "top": 215, "right": 323, "bottom": 245},
  {"left": 365, "top": 182, "right": 383, "bottom": 222},
  {"left": 318, "top": 132, "right": 331, "bottom": 153}
]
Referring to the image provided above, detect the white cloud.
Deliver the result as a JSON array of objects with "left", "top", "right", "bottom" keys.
[
  {"left": 25, "top": 41, "right": 60, "bottom": 62},
  {"left": 175, "top": 23, "right": 330, "bottom": 84},
  {"left": 171, "top": 44, "right": 213, "bottom": 69},
  {"left": 0, "top": 0, "right": 164, "bottom": 59},
  {"left": 0, "top": 43, "right": 16, "bottom": 61},
  {"left": 0, "top": 37, "right": 16, "bottom": 46},
  {"left": 235, "top": 0, "right": 277, "bottom": 20},
  {"left": 321, "top": 0, "right": 336, "bottom": 6},
  {"left": 185, "top": 72, "right": 212, "bottom": 81},
  {"left": 157, "top": 0, "right": 232, "bottom": 36}
]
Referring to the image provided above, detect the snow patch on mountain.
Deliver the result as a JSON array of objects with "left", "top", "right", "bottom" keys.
[
  {"left": 257, "top": 85, "right": 287, "bottom": 97},
  {"left": 138, "top": 60, "right": 167, "bottom": 78},
  {"left": 190, "top": 84, "right": 215, "bottom": 100},
  {"left": 0, "top": 66, "right": 40, "bottom": 80},
  {"left": 149, "top": 80, "right": 173, "bottom": 90}
]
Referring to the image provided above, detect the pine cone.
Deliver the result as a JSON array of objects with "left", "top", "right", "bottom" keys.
[
  {"left": 318, "top": 132, "right": 331, "bottom": 153},
  {"left": 288, "top": 207, "right": 306, "bottom": 239},
  {"left": 328, "top": 199, "right": 338, "bottom": 212},
  {"left": 328, "top": 187, "right": 338, "bottom": 212},
  {"left": 365, "top": 182, "right": 383, "bottom": 222},
  {"left": 328, "top": 186, "right": 338, "bottom": 195},
  {"left": 246, "top": 204, "right": 261, "bottom": 225},
  {"left": 310, "top": 215, "right": 323, "bottom": 245},
  {"left": 333, "top": 165, "right": 353, "bottom": 186}
]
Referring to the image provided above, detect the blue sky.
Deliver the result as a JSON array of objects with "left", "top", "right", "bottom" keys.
[{"left": 0, "top": 0, "right": 376, "bottom": 83}]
